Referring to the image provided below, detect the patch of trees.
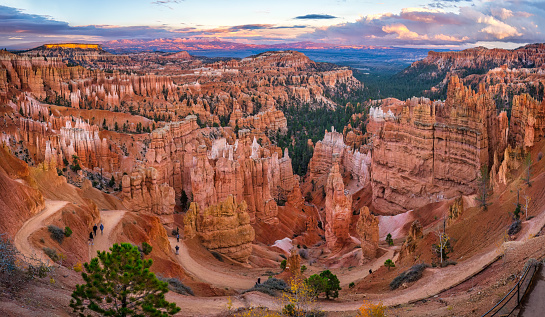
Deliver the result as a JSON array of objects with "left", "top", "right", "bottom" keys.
[{"left": 276, "top": 102, "right": 366, "bottom": 176}]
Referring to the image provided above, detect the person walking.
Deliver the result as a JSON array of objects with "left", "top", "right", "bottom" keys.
[
  {"left": 176, "top": 233, "right": 180, "bottom": 242},
  {"left": 175, "top": 245, "right": 179, "bottom": 255},
  {"left": 100, "top": 223, "right": 104, "bottom": 235},
  {"left": 89, "top": 232, "right": 94, "bottom": 245},
  {"left": 93, "top": 224, "right": 98, "bottom": 236}
]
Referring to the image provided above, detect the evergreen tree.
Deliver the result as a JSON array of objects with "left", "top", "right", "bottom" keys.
[
  {"left": 306, "top": 270, "right": 341, "bottom": 299},
  {"left": 384, "top": 259, "right": 395, "bottom": 271},
  {"left": 70, "top": 243, "right": 180, "bottom": 316}
]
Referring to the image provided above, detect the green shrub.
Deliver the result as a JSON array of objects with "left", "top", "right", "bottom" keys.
[
  {"left": 349, "top": 282, "right": 355, "bottom": 289},
  {"left": 280, "top": 259, "right": 287, "bottom": 270},
  {"left": 307, "top": 270, "right": 341, "bottom": 299},
  {"left": 64, "top": 226, "right": 72, "bottom": 237},
  {"left": 141, "top": 242, "right": 152, "bottom": 255},
  {"left": 48, "top": 225, "right": 65, "bottom": 244}
]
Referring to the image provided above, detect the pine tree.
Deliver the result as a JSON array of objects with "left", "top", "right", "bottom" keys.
[{"left": 70, "top": 243, "right": 180, "bottom": 316}]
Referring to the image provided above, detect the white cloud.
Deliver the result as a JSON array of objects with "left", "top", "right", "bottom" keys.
[{"left": 478, "top": 16, "right": 521, "bottom": 39}]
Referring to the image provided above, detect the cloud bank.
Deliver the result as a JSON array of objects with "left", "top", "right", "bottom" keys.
[
  {"left": 1, "top": 1, "right": 544, "bottom": 49},
  {"left": 299, "top": 1, "right": 545, "bottom": 46},
  {"left": 294, "top": 14, "right": 337, "bottom": 20}
]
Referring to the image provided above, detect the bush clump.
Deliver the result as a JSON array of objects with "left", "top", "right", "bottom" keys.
[
  {"left": 243, "top": 277, "right": 288, "bottom": 296},
  {"left": 48, "top": 225, "right": 65, "bottom": 244},
  {"left": 64, "top": 226, "right": 72, "bottom": 237},
  {"left": 390, "top": 263, "right": 429, "bottom": 290},
  {"left": 141, "top": 242, "right": 152, "bottom": 255},
  {"left": 508, "top": 220, "right": 522, "bottom": 235},
  {"left": 43, "top": 247, "right": 60, "bottom": 262},
  {"left": 307, "top": 270, "right": 341, "bottom": 299},
  {"left": 1, "top": 234, "right": 48, "bottom": 290},
  {"left": 156, "top": 275, "right": 194, "bottom": 296}
]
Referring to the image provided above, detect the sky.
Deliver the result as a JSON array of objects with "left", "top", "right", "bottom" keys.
[{"left": 0, "top": 0, "right": 544, "bottom": 49}]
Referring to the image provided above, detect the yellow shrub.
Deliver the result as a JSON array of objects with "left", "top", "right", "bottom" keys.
[
  {"left": 73, "top": 262, "right": 83, "bottom": 272},
  {"left": 235, "top": 307, "right": 281, "bottom": 317},
  {"left": 358, "top": 301, "right": 387, "bottom": 317}
]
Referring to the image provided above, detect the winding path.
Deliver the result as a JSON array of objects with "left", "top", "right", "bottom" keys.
[
  {"left": 14, "top": 199, "right": 69, "bottom": 264},
  {"left": 88, "top": 210, "right": 126, "bottom": 258},
  {"left": 169, "top": 238, "right": 256, "bottom": 291}
]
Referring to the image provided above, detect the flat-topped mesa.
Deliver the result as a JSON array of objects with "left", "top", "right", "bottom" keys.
[
  {"left": 184, "top": 196, "right": 255, "bottom": 263},
  {"left": 325, "top": 160, "right": 353, "bottom": 252},
  {"left": 415, "top": 44, "right": 545, "bottom": 72},
  {"left": 308, "top": 126, "right": 371, "bottom": 186},
  {"left": 21, "top": 43, "right": 131, "bottom": 66},
  {"left": 241, "top": 50, "right": 315, "bottom": 70},
  {"left": 369, "top": 76, "right": 508, "bottom": 214},
  {"left": 43, "top": 43, "right": 102, "bottom": 50}
]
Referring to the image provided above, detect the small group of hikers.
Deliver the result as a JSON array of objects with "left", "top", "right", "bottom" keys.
[
  {"left": 88, "top": 223, "right": 104, "bottom": 245},
  {"left": 174, "top": 227, "right": 180, "bottom": 255}
]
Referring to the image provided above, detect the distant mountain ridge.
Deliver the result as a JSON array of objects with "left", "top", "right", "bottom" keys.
[{"left": 102, "top": 38, "right": 391, "bottom": 53}]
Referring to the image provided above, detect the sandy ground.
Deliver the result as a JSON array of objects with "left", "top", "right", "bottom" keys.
[
  {"left": 13, "top": 199, "right": 69, "bottom": 264},
  {"left": 88, "top": 210, "right": 125, "bottom": 258},
  {"left": 171, "top": 238, "right": 257, "bottom": 291}
]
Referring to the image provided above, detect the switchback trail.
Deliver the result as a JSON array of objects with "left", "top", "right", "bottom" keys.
[
  {"left": 14, "top": 199, "right": 69, "bottom": 264},
  {"left": 170, "top": 239, "right": 256, "bottom": 291},
  {"left": 88, "top": 210, "right": 126, "bottom": 259}
]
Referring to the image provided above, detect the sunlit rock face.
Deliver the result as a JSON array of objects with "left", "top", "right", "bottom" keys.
[
  {"left": 325, "top": 161, "right": 352, "bottom": 252},
  {"left": 369, "top": 76, "right": 508, "bottom": 214},
  {"left": 184, "top": 196, "right": 255, "bottom": 263}
]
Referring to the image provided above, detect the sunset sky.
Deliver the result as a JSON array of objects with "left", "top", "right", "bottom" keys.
[{"left": 1, "top": 0, "right": 543, "bottom": 49}]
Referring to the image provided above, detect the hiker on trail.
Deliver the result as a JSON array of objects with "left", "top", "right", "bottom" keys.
[
  {"left": 89, "top": 232, "right": 94, "bottom": 245},
  {"left": 176, "top": 233, "right": 180, "bottom": 242},
  {"left": 100, "top": 223, "right": 104, "bottom": 235},
  {"left": 93, "top": 224, "right": 98, "bottom": 236},
  {"left": 175, "top": 245, "right": 179, "bottom": 255}
]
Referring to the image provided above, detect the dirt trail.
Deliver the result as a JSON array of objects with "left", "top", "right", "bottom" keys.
[
  {"left": 168, "top": 200, "right": 545, "bottom": 314},
  {"left": 14, "top": 199, "right": 69, "bottom": 263},
  {"left": 89, "top": 210, "right": 126, "bottom": 258},
  {"left": 170, "top": 239, "right": 256, "bottom": 291},
  {"left": 337, "top": 247, "right": 397, "bottom": 286}
]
